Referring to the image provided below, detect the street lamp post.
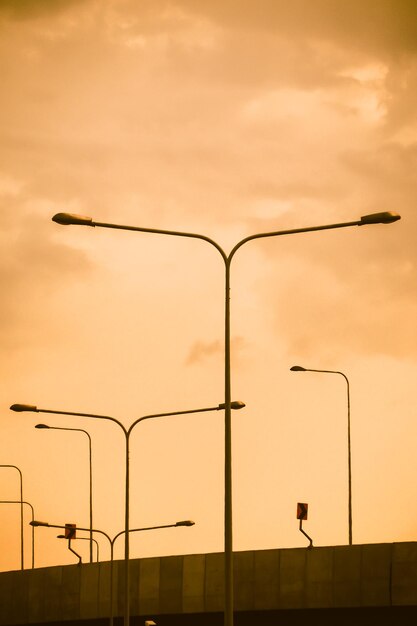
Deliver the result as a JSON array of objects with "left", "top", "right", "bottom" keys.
[
  {"left": 0, "top": 465, "right": 24, "bottom": 570},
  {"left": 35, "top": 423, "right": 94, "bottom": 562},
  {"left": 32, "top": 518, "right": 194, "bottom": 626},
  {"left": 57, "top": 534, "right": 100, "bottom": 562},
  {"left": 11, "top": 401, "right": 244, "bottom": 626},
  {"left": 0, "top": 500, "right": 35, "bottom": 568},
  {"left": 51, "top": 209, "right": 400, "bottom": 626},
  {"left": 290, "top": 365, "right": 352, "bottom": 545}
]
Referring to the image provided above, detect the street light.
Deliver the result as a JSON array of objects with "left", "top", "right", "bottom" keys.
[
  {"left": 57, "top": 534, "right": 100, "bottom": 562},
  {"left": 51, "top": 209, "right": 400, "bottom": 626},
  {"left": 11, "top": 401, "right": 243, "bottom": 626},
  {"left": 32, "top": 518, "right": 194, "bottom": 626},
  {"left": 290, "top": 365, "right": 352, "bottom": 544},
  {"left": 0, "top": 500, "right": 35, "bottom": 568},
  {"left": 35, "top": 423, "right": 94, "bottom": 562},
  {"left": 0, "top": 465, "right": 24, "bottom": 569}
]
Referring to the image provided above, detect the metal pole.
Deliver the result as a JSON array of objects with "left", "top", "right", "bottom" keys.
[
  {"left": 0, "top": 466, "right": 24, "bottom": 569},
  {"left": 35, "top": 425, "right": 94, "bottom": 563},
  {"left": 290, "top": 367, "right": 352, "bottom": 544},
  {"left": 110, "top": 537, "right": 115, "bottom": 626},
  {"left": 124, "top": 433, "right": 130, "bottom": 626},
  {"left": 19, "top": 471, "right": 23, "bottom": 570},
  {"left": 0, "top": 500, "right": 34, "bottom": 568},
  {"left": 87, "top": 431, "right": 93, "bottom": 563},
  {"left": 224, "top": 260, "right": 233, "bottom": 625},
  {"left": 344, "top": 374, "right": 352, "bottom": 546}
]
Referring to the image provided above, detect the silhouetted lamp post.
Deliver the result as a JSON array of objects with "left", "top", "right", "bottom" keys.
[
  {"left": 0, "top": 465, "right": 24, "bottom": 569},
  {"left": 51, "top": 209, "right": 399, "bottom": 626},
  {"left": 291, "top": 365, "right": 352, "bottom": 545},
  {"left": 35, "top": 423, "right": 94, "bottom": 562},
  {"left": 0, "top": 500, "right": 35, "bottom": 568},
  {"left": 57, "top": 534, "right": 100, "bottom": 562},
  {"left": 32, "top": 518, "right": 194, "bottom": 626},
  {"left": 11, "top": 401, "right": 243, "bottom": 626}
]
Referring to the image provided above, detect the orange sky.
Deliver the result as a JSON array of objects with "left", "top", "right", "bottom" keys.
[{"left": 0, "top": 0, "right": 416, "bottom": 572}]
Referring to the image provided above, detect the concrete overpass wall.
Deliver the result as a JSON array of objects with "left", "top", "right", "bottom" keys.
[{"left": 0, "top": 542, "right": 416, "bottom": 624}]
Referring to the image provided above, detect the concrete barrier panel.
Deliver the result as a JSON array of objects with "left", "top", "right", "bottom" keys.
[
  {"left": 139, "top": 556, "right": 160, "bottom": 614},
  {"left": 234, "top": 551, "right": 255, "bottom": 611},
  {"left": 361, "top": 543, "right": 391, "bottom": 606},
  {"left": 254, "top": 549, "right": 280, "bottom": 610},
  {"left": 333, "top": 545, "right": 362, "bottom": 607},
  {"left": 205, "top": 552, "right": 224, "bottom": 612},
  {"left": 182, "top": 554, "right": 205, "bottom": 614},
  {"left": 279, "top": 548, "right": 306, "bottom": 609},
  {"left": 305, "top": 547, "right": 333, "bottom": 608}
]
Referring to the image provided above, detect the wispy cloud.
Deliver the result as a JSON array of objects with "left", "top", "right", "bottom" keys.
[{"left": 186, "top": 336, "right": 247, "bottom": 365}]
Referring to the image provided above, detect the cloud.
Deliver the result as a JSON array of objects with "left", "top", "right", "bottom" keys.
[
  {"left": 0, "top": 0, "right": 415, "bottom": 363},
  {"left": 257, "top": 212, "right": 416, "bottom": 361},
  {"left": 176, "top": 0, "right": 417, "bottom": 57},
  {"left": 0, "top": 0, "right": 415, "bottom": 229},
  {"left": 186, "top": 336, "right": 247, "bottom": 365},
  {"left": 186, "top": 339, "right": 222, "bottom": 364},
  {"left": 0, "top": 195, "right": 92, "bottom": 351},
  {"left": 0, "top": 0, "right": 85, "bottom": 20}
]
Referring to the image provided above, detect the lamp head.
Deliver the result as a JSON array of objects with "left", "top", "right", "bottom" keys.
[
  {"left": 359, "top": 211, "right": 401, "bottom": 225},
  {"left": 290, "top": 365, "right": 306, "bottom": 371},
  {"left": 218, "top": 400, "right": 246, "bottom": 410},
  {"left": 30, "top": 520, "right": 49, "bottom": 527},
  {"left": 175, "top": 520, "right": 195, "bottom": 527},
  {"left": 57, "top": 535, "right": 65, "bottom": 539},
  {"left": 52, "top": 212, "right": 93, "bottom": 226},
  {"left": 35, "top": 424, "right": 50, "bottom": 429},
  {"left": 10, "top": 404, "right": 38, "bottom": 412}
]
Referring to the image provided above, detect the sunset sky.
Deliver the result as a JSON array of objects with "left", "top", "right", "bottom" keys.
[{"left": 0, "top": 0, "right": 416, "bottom": 572}]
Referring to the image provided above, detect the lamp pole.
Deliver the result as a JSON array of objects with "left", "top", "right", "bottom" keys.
[
  {"left": 0, "top": 465, "right": 24, "bottom": 569},
  {"left": 57, "top": 533, "right": 100, "bottom": 562},
  {"left": 51, "top": 209, "right": 399, "bottom": 626},
  {"left": 32, "top": 518, "right": 194, "bottom": 626},
  {"left": 0, "top": 500, "right": 35, "bottom": 568},
  {"left": 35, "top": 424, "right": 94, "bottom": 562},
  {"left": 290, "top": 366, "right": 352, "bottom": 545},
  {"left": 11, "top": 401, "right": 243, "bottom": 626}
]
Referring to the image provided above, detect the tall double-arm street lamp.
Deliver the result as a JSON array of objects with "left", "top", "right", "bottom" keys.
[
  {"left": 32, "top": 518, "right": 195, "bottom": 626},
  {"left": 35, "top": 423, "right": 94, "bottom": 562},
  {"left": 291, "top": 366, "right": 353, "bottom": 545},
  {"left": 0, "top": 465, "right": 24, "bottom": 570},
  {"left": 51, "top": 210, "right": 400, "bottom": 626},
  {"left": 11, "top": 400, "right": 244, "bottom": 626}
]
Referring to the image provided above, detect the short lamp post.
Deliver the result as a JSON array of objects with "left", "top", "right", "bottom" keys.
[
  {"left": 51, "top": 209, "right": 400, "bottom": 626},
  {"left": 35, "top": 423, "right": 94, "bottom": 562},
  {"left": 0, "top": 500, "right": 35, "bottom": 568},
  {"left": 0, "top": 465, "right": 24, "bottom": 569},
  {"left": 291, "top": 365, "right": 352, "bottom": 545},
  {"left": 57, "top": 534, "right": 100, "bottom": 562}
]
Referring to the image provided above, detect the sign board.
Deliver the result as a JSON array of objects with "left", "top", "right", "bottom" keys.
[
  {"left": 65, "top": 523, "right": 76, "bottom": 539},
  {"left": 296, "top": 503, "right": 308, "bottom": 520}
]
